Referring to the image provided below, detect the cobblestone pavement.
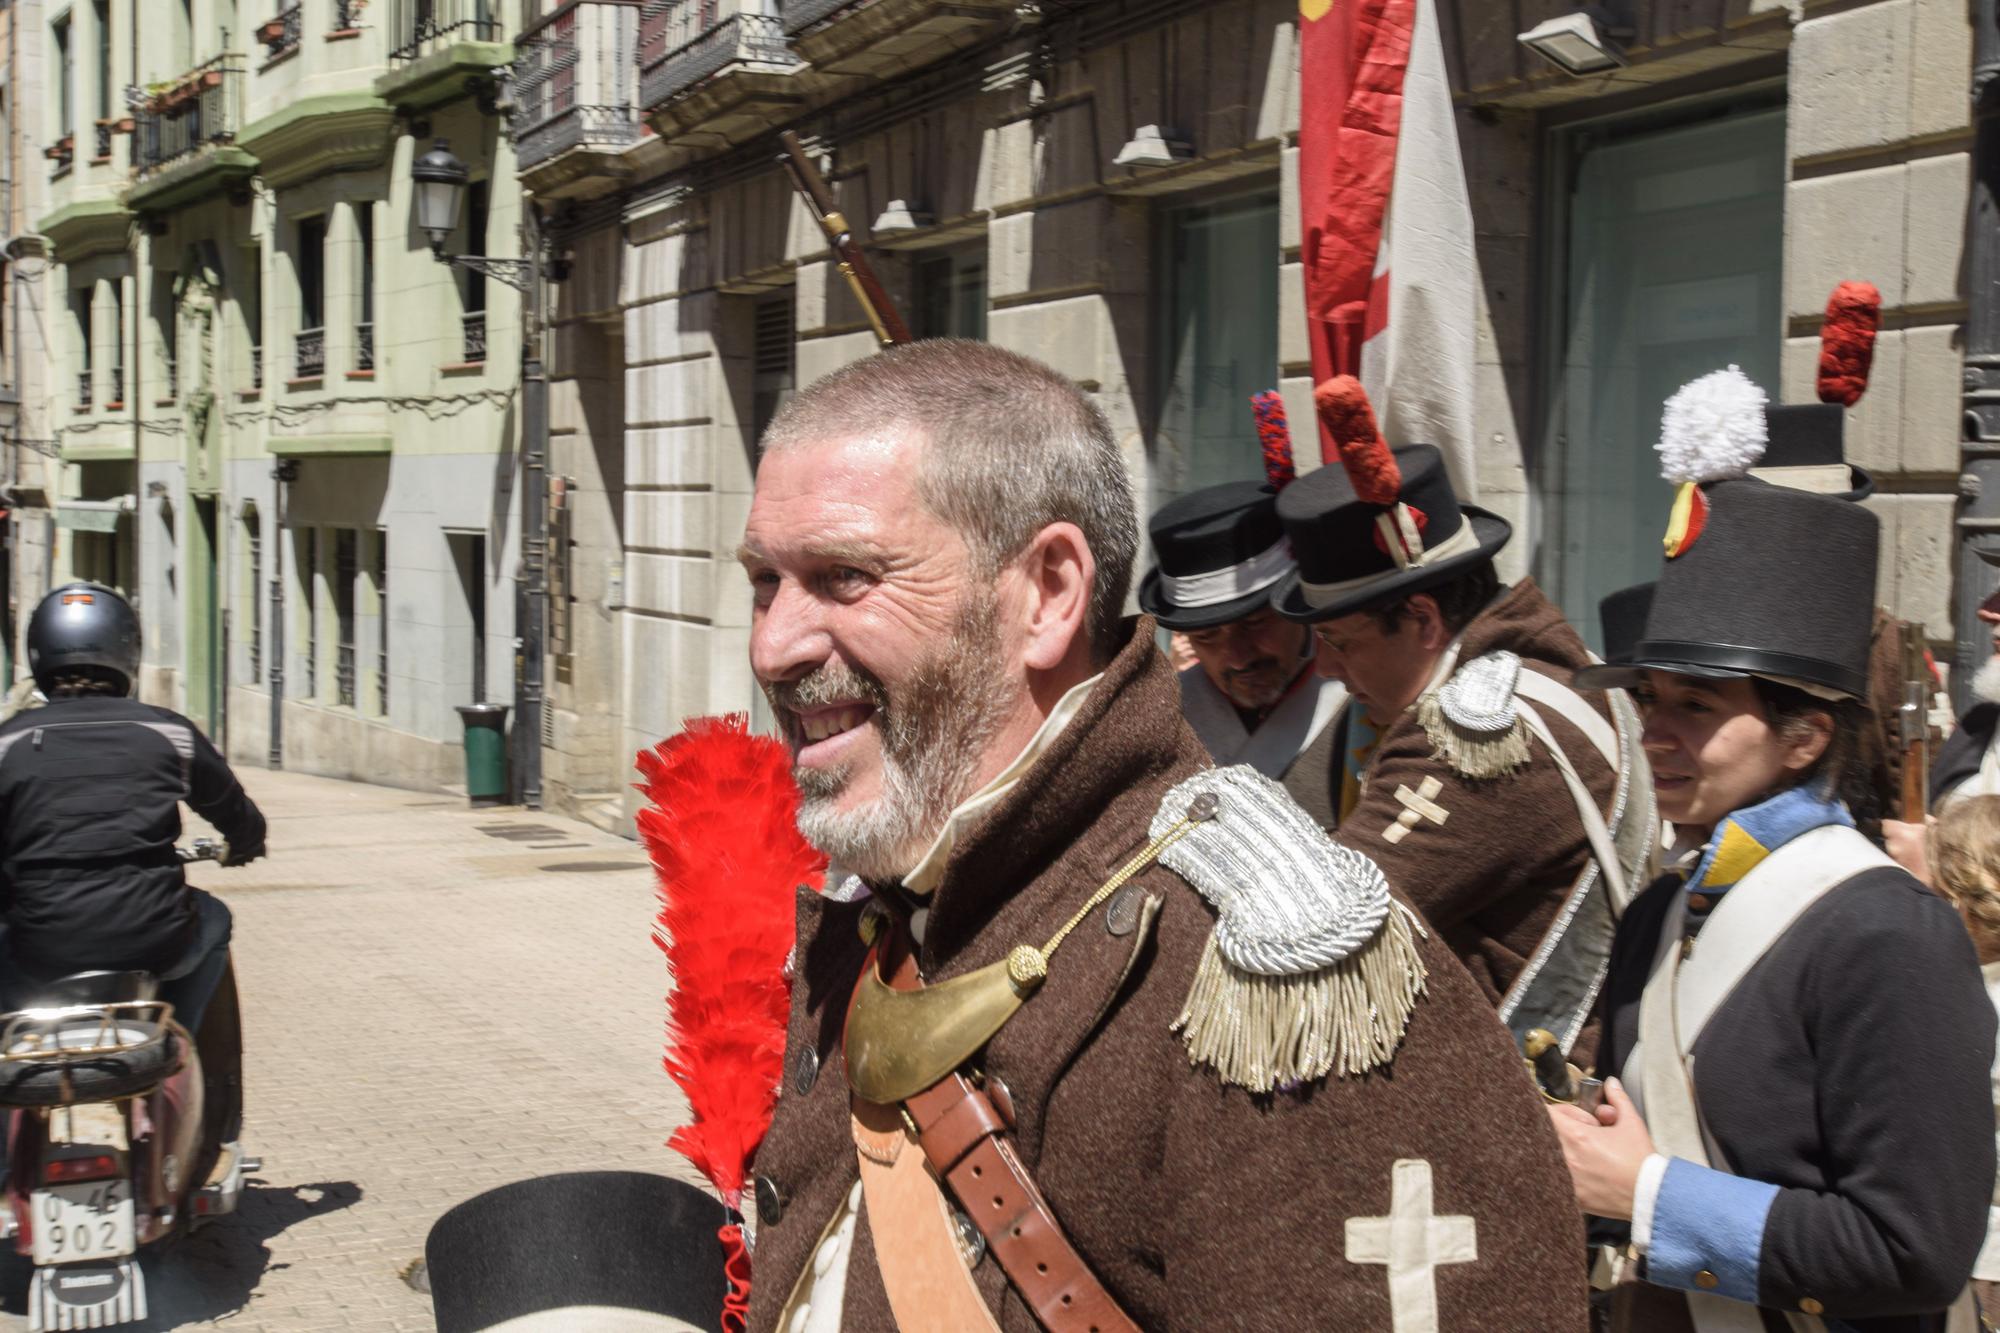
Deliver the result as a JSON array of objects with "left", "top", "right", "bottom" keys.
[{"left": 0, "top": 769, "right": 696, "bottom": 1330}]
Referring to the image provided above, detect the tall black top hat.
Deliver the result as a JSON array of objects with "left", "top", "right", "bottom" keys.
[
  {"left": 1270, "top": 377, "right": 1508, "bottom": 623},
  {"left": 1576, "top": 479, "right": 1879, "bottom": 700},
  {"left": 1598, "top": 582, "right": 1655, "bottom": 668},
  {"left": 1755, "top": 281, "right": 1882, "bottom": 501},
  {"left": 1139, "top": 481, "right": 1294, "bottom": 630}
]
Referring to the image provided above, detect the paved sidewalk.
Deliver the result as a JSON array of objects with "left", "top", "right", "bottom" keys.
[{"left": 0, "top": 769, "right": 696, "bottom": 1330}]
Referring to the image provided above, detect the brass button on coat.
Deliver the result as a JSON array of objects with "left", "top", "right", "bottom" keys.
[
  {"left": 1799, "top": 1298, "right": 1824, "bottom": 1316},
  {"left": 1694, "top": 1270, "right": 1719, "bottom": 1290},
  {"left": 1688, "top": 893, "right": 1712, "bottom": 912},
  {"left": 754, "top": 1174, "right": 785, "bottom": 1227}
]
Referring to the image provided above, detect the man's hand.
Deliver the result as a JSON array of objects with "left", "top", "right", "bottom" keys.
[
  {"left": 221, "top": 842, "right": 265, "bottom": 868},
  {"left": 1882, "top": 817, "right": 1934, "bottom": 886},
  {"left": 1546, "top": 1077, "right": 1654, "bottom": 1219}
]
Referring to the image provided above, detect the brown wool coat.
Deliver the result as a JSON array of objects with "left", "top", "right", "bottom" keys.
[
  {"left": 1334, "top": 580, "right": 1619, "bottom": 1036},
  {"left": 744, "top": 617, "right": 1589, "bottom": 1333}
]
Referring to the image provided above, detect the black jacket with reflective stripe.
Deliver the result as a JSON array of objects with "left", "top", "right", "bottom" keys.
[{"left": 0, "top": 695, "right": 265, "bottom": 976}]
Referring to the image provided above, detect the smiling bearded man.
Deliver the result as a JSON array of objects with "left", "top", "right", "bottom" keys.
[{"left": 734, "top": 339, "right": 1589, "bottom": 1333}]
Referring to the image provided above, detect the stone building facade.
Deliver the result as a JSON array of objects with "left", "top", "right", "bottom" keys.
[
  {"left": 516, "top": 0, "right": 1971, "bottom": 830},
  {"left": 21, "top": 0, "right": 575, "bottom": 806}
]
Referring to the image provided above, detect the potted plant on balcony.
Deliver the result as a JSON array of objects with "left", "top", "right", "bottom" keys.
[
  {"left": 199, "top": 69, "right": 223, "bottom": 90},
  {"left": 256, "top": 16, "right": 287, "bottom": 45}
]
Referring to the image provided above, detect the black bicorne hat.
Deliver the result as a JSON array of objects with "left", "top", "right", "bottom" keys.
[
  {"left": 1138, "top": 480, "right": 1295, "bottom": 631},
  {"left": 1597, "top": 582, "right": 1655, "bottom": 667},
  {"left": 1575, "top": 479, "right": 1879, "bottom": 700},
  {"left": 1271, "top": 442, "right": 1510, "bottom": 623},
  {"left": 428, "top": 1172, "right": 730, "bottom": 1331}
]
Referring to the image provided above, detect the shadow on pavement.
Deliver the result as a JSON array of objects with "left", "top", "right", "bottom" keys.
[{"left": 0, "top": 1177, "right": 365, "bottom": 1328}]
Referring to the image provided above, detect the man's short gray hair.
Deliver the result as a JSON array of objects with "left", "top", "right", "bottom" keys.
[{"left": 760, "top": 340, "right": 1139, "bottom": 660}]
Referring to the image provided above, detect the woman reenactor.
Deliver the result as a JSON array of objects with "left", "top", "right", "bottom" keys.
[{"left": 1550, "top": 459, "right": 1995, "bottom": 1332}]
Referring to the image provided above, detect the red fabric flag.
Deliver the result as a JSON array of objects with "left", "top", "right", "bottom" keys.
[{"left": 1299, "top": 0, "right": 1417, "bottom": 460}]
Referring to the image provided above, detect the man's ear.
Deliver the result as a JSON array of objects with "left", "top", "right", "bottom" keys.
[
  {"left": 1017, "top": 522, "right": 1095, "bottom": 672},
  {"left": 1407, "top": 593, "right": 1450, "bottom": 651}
]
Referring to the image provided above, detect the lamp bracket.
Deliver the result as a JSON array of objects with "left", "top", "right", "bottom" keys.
[{"left": 439, "top": 253, "right": 533, "bottom": 294}]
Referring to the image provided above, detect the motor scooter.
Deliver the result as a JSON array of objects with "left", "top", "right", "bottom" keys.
[{"left": 0, "top": 839, "right": 258, "bottom": 1330}]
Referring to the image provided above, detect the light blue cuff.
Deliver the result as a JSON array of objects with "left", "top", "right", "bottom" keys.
[{"left": 1645, "top": 1158, "right": 1778, "bottom": 1304}]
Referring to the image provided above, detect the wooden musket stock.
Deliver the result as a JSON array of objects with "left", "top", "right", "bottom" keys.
[{"left": 777, "top": 131, "right": 913, "bottom": 348}]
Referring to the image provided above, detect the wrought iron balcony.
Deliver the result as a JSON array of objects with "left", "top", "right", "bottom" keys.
[
  {"left": 164, "top": 352, "right": 179, "bottom": 399},
  {"left": 75, "top": 371, "right": 92, "bottom": 411},
  {"left": 135, "top": 54, "right": 247, "bottom": 177},
  {"left": 357, "top": 322, "right": 375, "bottom": 372},
  {"left": 93, "top": 121, "right": 114, "bottom": 161},
  {"left": 462, "top": 312, "right": 487, "bottom": 363},
  {"left": 387, "top": 0, "right": 504, "bottom": 64},
  {"left": 251, "top": 343, "right": 264, "bottom": 390},
  {"left": 334, "top": 0, "right": 365, "bottom": 30},
  {"left": 296, "top": 326, "right": 325, "bottom": 379},
  {"left": 107, "top": 366, "right": 124, "bottom": 406},
  {"left": 639, "top": 6, "right": 798, "bottom": 110},
  {"left": 258, "top": 3, "right": 303, "bottom": 60},
  {"left": 513, "top": 1, "right": 642, "bottom": 173}
]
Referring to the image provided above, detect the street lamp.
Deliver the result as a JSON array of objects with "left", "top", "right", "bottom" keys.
[
  {"left": 414, "top": 135, "right": 553, "bottom": 811},
  {"left": 411, "top": 139, "right": 470, "bottom": 257},
  {"left": 1516, "top": 7, "right": 1633, "bottom": 77}
]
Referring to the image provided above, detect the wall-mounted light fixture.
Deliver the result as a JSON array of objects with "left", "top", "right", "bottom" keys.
[
  {"left": 1113, "top": 125, "right": 1193, "bottom": 169},
  {"left": 871, "top": 199, "right": 934, "bottom": 235},
  {"left": 1517, "top": 7, "right": 1634, "bottom": 77}
]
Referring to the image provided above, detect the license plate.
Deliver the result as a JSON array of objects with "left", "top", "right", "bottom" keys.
[{"left": 30, "top": 1180, "right": 135, "bottom": 1265}]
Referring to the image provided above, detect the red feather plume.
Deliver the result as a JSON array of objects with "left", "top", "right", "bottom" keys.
[
  {"left": 1252, "top": 391, "right": 1296, "bottom": 491},
  {"left": 637, "top": 715, "right": 826, "bottom": 1331},
  {"left": 1315, "top": 375, "right": 1402, "bottom": 506},
  {"left": 1817, "top": 280, "right": 1882, "bottom": 407}
]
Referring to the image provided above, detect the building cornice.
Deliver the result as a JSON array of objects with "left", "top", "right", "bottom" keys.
[
  {"left": 238, "top": 94, "right": 397, "bottom": 190},
  {"left": 36, "top": 198, "right": 135, "bottom": 263}
]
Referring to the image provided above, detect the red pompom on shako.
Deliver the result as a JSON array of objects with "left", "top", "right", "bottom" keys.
[
  {"left": 637, "top": 715, "right": 826, "bottom": 1333},
  {"left": 1252, "top": 390, "right": 1296, "bottom": 491},
  {"left": 1315, "top": 376, "right": 1402, "bottom": 505},
  {"left": 1817, "top": 280, "right": 1882, "bottom": 408}
]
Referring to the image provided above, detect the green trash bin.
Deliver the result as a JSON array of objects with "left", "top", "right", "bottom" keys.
[{"left": 455, "top": 704, "right": 510, "bottom": 807}]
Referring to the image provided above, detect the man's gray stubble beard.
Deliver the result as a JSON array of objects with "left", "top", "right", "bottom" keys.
[{"left": 782, "top": 590, "right": 1019, "bottom": 882}]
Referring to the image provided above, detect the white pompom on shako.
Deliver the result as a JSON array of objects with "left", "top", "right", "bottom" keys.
[
  {"left": 1157, "top": 765, "right": 1426, "bottom": 1092},
  {"left": 1656, "top": 365, "right": 1770, "bottom": 484}
]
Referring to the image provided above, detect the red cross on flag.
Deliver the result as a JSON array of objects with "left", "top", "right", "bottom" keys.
[{"left": 1299, "top": 0, "right": 1477, "bottom": 485}]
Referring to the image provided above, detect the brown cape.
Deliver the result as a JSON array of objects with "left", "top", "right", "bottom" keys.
[{"left": 744, "top": 617, "right": 1589, "bottom": 1331}]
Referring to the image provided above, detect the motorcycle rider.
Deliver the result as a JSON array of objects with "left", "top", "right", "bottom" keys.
[{"left": 0, "top": 582, "right": 265, "bottom": 1164}]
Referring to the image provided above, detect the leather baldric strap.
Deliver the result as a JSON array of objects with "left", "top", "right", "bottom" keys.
[{"left": 855, "top": 928, "right": 1141, "bottom": 1333}]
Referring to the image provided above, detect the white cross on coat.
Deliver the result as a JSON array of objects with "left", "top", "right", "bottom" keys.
[{"left": 1344, "top": 1159, "right": 1479, "bottom": 1331}]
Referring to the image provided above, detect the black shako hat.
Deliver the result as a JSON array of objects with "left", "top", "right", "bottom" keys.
[
  {"left": 427, "top": 1171, "right": 730, "bottom": 1331},
  {"left": 1139, "top": 481, "right": 1295, "bottom": 630},
  {"left": 1597, "top": 582, "right": 1656, "bottom": 667},
  {"left": 1271, "top": 443, "right": 1511, "bottom": 622},
  {"left": 1575, "top": 478, "right": 1879, "bottom": 700}
]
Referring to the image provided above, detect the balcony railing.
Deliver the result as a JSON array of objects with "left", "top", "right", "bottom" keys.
[
  {"left": 514, "top": 1, "right": 641, "bottom": 172},
  {"left": 334, "top": 0, "right": 365, "bottom": 29},
  {"left": 93, "top": 121, "right": 114, "bottom": 161},
  {"left": 251, "top": 343, "right": 264, "bottom": 389},
  {"left": 164, "top": 353, "right": 178, "bottom": 400},
  {"left": 462, "top": 312, "right": 486, "bottom": 363},
  {"left": 640, "top": 7, "right": 798, "bottom": 110},
  {"left": 387, "top": 0, "right": 504, "bottom": 64},
  {"left": 107, "top": 366, "right": 124, "bottom": 406},
  {"left": 258, "top": 3, "right": 303, "bottom": 60},
  {"left": 135, "top": 54, "right": 247, "bottom": 177},
  {"left": 75, "top": 371, "right": 92, "bottom": 411},
  {"left": 357, "top": 322, "right": 375, "bottom": 372},
  {"left": 46, "top": 135, "right": 74, "bottom": 172},
  {"left": 296, "top": 326, "right": 325, "bottom": 379}
]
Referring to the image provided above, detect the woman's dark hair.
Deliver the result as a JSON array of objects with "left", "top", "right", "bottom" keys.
[{"left": 1751, "top": 677, "right": 1879, "bottom": 838}]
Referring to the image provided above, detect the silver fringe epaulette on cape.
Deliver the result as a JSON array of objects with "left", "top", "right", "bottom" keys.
[
  {"left": 1417, "top": 648, "right": 1533, "bottom": 779},
  {"left": 1159, "top": 766, "right": 1426, "bottom": 1092}
]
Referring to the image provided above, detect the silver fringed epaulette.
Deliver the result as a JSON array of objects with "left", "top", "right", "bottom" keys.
[
  {"left": 1158, "top": 766, "right": 1426, "bottom": 1093},
  {"left": 1416, "top": 649, "right": 1533, "bottom": 779}
]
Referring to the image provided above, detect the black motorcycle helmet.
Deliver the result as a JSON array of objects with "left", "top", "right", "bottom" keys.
[{"left": 26, "top": 582, "right": 141, "bottom": 697}]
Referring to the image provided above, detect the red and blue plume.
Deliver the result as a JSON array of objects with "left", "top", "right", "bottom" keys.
[
  {"left": 636, "top": 715, "right": 826, "bottom": 1332},
  {"left": 1252, "top": 391, "right": 1296, "bottom": 491},
  {"left": 1817, "top": 280, "right": 1882, "bottom": 408}
]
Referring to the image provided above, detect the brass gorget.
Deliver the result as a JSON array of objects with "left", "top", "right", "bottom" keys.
[{"left": 843, "top": 793, "right": 1217, "bottom": 1105}]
